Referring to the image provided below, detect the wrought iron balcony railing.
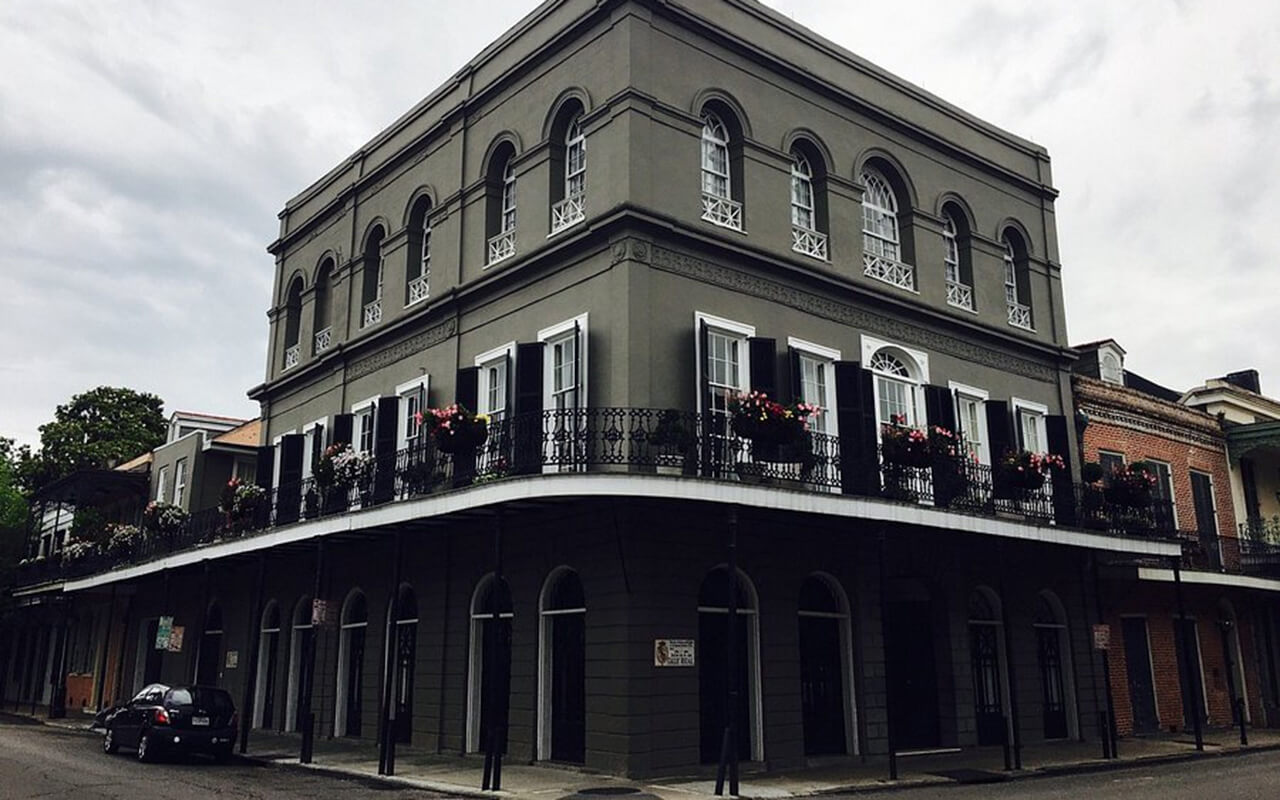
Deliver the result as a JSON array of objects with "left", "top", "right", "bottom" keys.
[
  {"left": 1007, "top": 301, "right": 1033, "bottom": 330},
  {"left": 551, "top": 193, "right": 585, "bottom": 233},
  {"left": 701, "top": 194, "right": 743, "bottom": 231},
  {"left": 283, "top": 344, "right": 300, "bottom": 371},
  {"left": 791, "top": 227, "right": 828, "bottom": 261},
  {"left": 26, "top": 408, "right": 1180, "bottom": 585},
  {"left": 487, "top": 231, "right": 515, "bottom": 266},
  {"left": 314, "top": 327, "right": 332, "bottom": 354},
  {"left": 863, "top": 252, "right": 915, "bottom": 291},
  {"left": 407, "top": 275, "right": 429, "bottom": 306},
  {"left": 362, "top": 299, "right": 382, "bottom": 328},
  {"left": 946, "top": 280, "right": 974, "bottom": 311}
]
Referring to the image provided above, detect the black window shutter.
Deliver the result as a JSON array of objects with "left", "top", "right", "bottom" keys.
[
  {"left": 373, "top": 397, "right": 399, "bottom": 503},
  {"left": 514, "top": 342, "right": 545, "bottom": 475},
  {"left": 310, "top": 425, "right": 325, "bottom": 470},
  {"left": 925, "top": 385, "right": 960, "bottom": 507},
  {"left": 332, "top": 414, "right": 354, "bottom": 450},
  {"left": 255, "top": 445, "right": 275, "bottom": 494},
  {"left": 834, "top": 361, "right": 878, "bottom": 496},
  {"left": 276, "top": 434, "right": 304, "bottom": 525},
  {"left": 457, "top": 366, "right": 480, "bottom": 412},
  {"left": 1045, "top": 414, "right": 1076, "bottom": 525},
  {"left": 748, "top": 337, "right": 777, "bottom": 398},
  {"left": 698, "top": 319, "right": 711, "bottom": 413},
  {"left": 924, "top": 385, "right": 956, "bottom": 431},
  {"left": 986, "top": 400, "right": 1013, "bottom": 496},
  {"left": 788, "top": 346, "right": 803, "bottom": 405}
]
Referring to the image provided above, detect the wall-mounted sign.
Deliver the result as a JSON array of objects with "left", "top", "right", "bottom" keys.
[
  {"left": 155, "top": 616, "right": 174, "bottom": 650},
  {"left": 167, "top": 626, "right": 185, "bottom": 653},
  {"left": 225, "top": 650, "right": 239, "bottom": 669},
  {"left": 1092, "top": 624, "right": 1110, "bottom": 651},
  {"left": 654, "top": 638, "right": 695, "bottom": 667}
]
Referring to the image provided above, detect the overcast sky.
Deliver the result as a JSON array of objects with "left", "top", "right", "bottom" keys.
[{"left": 2, "top": 0, "right": 1277, "bottom": 448}]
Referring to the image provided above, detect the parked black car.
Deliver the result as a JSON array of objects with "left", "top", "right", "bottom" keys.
[{"left": 101, "top": 683, "right": 237, "bottom": 763}]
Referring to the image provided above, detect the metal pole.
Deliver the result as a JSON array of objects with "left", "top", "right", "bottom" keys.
[
  {"left": 93, "top": 585, "right": 118, "bottom": 714},
  {"left": 113, "top": 595, "right": 134, "bottom": 705},
  {"left": 1218, "top": 621, "right": 1247, "bottom": 746},
  {"left": 1172, "top": 560, "right": 1203, "bottom": 751},
  {"left": 300, "top": 541, "right": 325, "bottom": 764},
  {"left": 1090, "top": 555, "right": 1118, "bottom": 758},
  {"left": 378, "top": 533, "right": 404, "bottom": 775},
  {"left": 877, "top": 529, "right": 898, "bottom": 781},
  {"left": 996, "top": 543, "right": 1023, "bottom": 770},
  {"left": 715, "top": 507, "right": 741, "bottom": 797},
  {"left": 240, "top": 556, "right": 267, "bottom": 754},
  {"left": 483, "top": 510, "right": 506, "bottom": 791},
  {"left": 193, "top": 564, "right": 211, "bottom": 683}
]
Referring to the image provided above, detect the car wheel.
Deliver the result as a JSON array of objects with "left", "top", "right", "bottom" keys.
[
  {"left": 102, "top": 727, "right": 118, "bottom": 755},
  {"left": 136, "top": 732, "right": 152, "bottom": 763}
]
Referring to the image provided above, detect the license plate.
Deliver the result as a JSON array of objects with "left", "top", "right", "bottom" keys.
[{"left": 193, "top": 716, "right": 210, "bottom": 727}]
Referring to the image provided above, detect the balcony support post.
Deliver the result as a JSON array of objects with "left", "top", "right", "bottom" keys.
[
  {"left": 299, "top": 541, "right": 325, "bottom": 764},
  {"left": 92, "top": 583, "right": 117, "bottom": 714},
  {"left": 996, "top": 542, "right": 1023, "bottom": 769},
  {"left": 1089, "top": 554, "right": 1118, "bottom": 758},
  {"left": 482, "top": 510, "right": 506, "bottom": 791},
  {"left": 111, "top": 593, "right": 134, "bottom": 706},
  {"left": 378, "top": 532, "right": 404, "bottom": 776},
  {"left": 1172, "top": 559, "right": 1204, "bottom": 751},
  {"left": 715, "top": 506, "right": 740, "bottom": 797},
  {"left": 239, "top": 554, "right": 266, "bottom": 754},
  {"left": 877, "top": 527, "right": 898, "bottom": 781}
]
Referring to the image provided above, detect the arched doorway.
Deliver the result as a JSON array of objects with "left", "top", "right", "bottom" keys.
[
  {"left": 254, "top": 601, "right": 280, "bottom": 729},
  {"left": 968, "top": 588, "right": 1006, "bottom": 746},
  {"left": 538, "top": 568, "right": 586, "bottom": 763},
  {"left": 698, "top": 566, "right": 761, "bottom": 764},
  {"left": 195, "top": 603, "right": 223, "bottom": 686},
  {"left": 285, "top": 596, "right": 313, "bottom": 732},
  {"left": 336, "top": 590, "right": 368, "bottom": 737},
  {"left": 391, "top": 585, "right": 418, "bottom": 744},
  {"left": 468, "top": 575, "right": 513, "bottom": 754},
  {"left": 1033, "top": 592, "right": 1073, "bottom": 739},
  {"left": 797, "top": 573, "right": 855, "bottom": 756}
]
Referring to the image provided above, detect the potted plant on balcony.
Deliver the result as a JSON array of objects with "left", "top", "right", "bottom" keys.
[
  {"left": 1104, "top": 462, "right": 1157, "bottom": 509},
  {"left": 60, "top": 537, "right": 100, "bottom": 566},
  {"left": 995, "top": 450, "right": 1064, "bottom": 491},
  {"left": 314, "top": 443, "right": 373, "bottom": 510},
  {"left": 880, "top": 415, "right": 932, "bottom": 469},
  {"left": 142, "top": 500, "right": 189, "bottom": 543},
  {"left": 925, "top": 424, "right": 970, "bottom": 508},
  {"left": 421, "top": 405, "right": 490, "bottom": 454},
  {"left": 727, "top": 392, "right": 819, "bottom": 483},
  {"left": 221, "top": 477, "right": 267, "bottom": 534},
  {"left": 104, "top": 523, "right": 145, "bottom": 560},
  {"left": 1078, "top": 462, "right": 1109, "bottom": 529},
  {"left": 650, "top": 409, "right": 696, "bottom": 476}
]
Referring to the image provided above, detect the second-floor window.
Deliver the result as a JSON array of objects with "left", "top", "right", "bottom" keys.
[
  {"left": 869, "top": 350, "right": 920, "bottom": 429},
  {"left": 791, "top": 151, "right": 815, "bottom": 231},
  {"left": 357, "top": 406, "right": 375, "bottom": 455},
  {"left": 953, "top": 387, "right": 989, "bottom": 464},
  {"left": 407, "top": 196, "right": 431, "bottom": 306},
  {"left": 501, "top": 161, "right": 517, "bottom": 236},
  {"left": 398, "top": 380, "right": 428, "bottom": 451},
  {"left": 861, "top": 168, "right": 900, "bottom": 263},
  {"left": 566, "top": 115, "right": 585, "bottom": 201},
  {"left": 1003, "top": 231, "right": 1033, "bottom": 330},
  {"left": 156, "top": 466, "right": 169, "bottom": 503},
  {"left": 701, "top": 112, "right": 730, "bottom": 201},
  {"left": 549, "top": 332, "right": 578, "bottom": 412},
  {"left": 486, "top": 142, "right": 518, "bottom": 266},
  {"left": 173, "top": 459, "right": 187, "bottom": 507},
  {"left": 479, "top": 355, "right": 509, "bottom": 424},
  {"left": 361, "top": 226, "right": 386, "bottom": 327}
]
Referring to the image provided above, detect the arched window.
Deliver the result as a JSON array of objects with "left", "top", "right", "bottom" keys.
[
  {"left": 335, "top": 590, "right": 368, "bottom": 737},
  {"left": 285, "top": 595, "right": 313, "bottom": 732},
  {"left": 700, "top": 110, "right": 743, "bottom": 230},
  {"left": 313, "top": 259, "right": 333, "bottom": 354},
  {"left": 361, "top": 226, "right": 385, "bottom": 328},
  {"left": 790, "top": 147, "right": 829, "bottom": 261},
  {"left": 1100, "top": 353, "right": 1123, "bottom": 384},
  {"left": 967, "top": 588, "right": 1008, "bottom": 746},
  {"left": 282, "top": 277, "right": 303, "bottom": 370},
  {"left": 797, "top": 574, "right": 856, "bottom": 756},
  {"left": 406, "top": 197, "right": 431, "bottom": 306},
  {"left": 538, "top": 568, "right": 586, "bottom": 762},
  {"left": 486, "top": 143, "right": 518, "bottom": 265},
  {"left": 941, "top": 206, "right": 974, "bottom": 311},
  {"left": 389, "top": 584, "right": 418, "bottom": 744},
  {"left": 195, "top": 602, "right": 223, "bottom": 686},
  {"left": 254, "top": 601, "right": 281, "bottom": 729},
  {"left": 869, "top": 349, "right": 922, "bottom": 429},
  {"left": 551, "top": 109, "right": 587, "bottom": 234},
  {"left": 1033, "top": 591, "right": 1076, "bottom": 739},
  {"left": 468, "top": 575, "right": 513, "bottom": 753},
  {"left": 1003, "top": 230, "right": 1033, "bottom": 330},
  {"left": 697, "top": 566, "right": 762, "bottom": 763},
  {"left": 861, "top": 166, "right": 914, "bottom": 289}
]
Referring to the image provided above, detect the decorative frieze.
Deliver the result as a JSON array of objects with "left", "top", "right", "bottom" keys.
[{"left": 348, "top": 318, "right": 457, "bottom": 380}]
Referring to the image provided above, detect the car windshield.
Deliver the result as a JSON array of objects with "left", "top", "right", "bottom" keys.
[{"left": 166, "top": 687, "right": 234, "bottom": 712}]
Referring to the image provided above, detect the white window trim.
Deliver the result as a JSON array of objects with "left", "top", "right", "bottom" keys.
[
  {"left": 1011, "top": 397, "right": 1049, "bottom": 452},
  {"left": 350, "top": 397, "right": 379, "bottom": 456},
  {"left": 949, "top": 381, "right": 991, "bottom": 465},
  {"left": 173, "top": 459, "right": 187, "bottom": 508},
  {"left": 694, "top": 312, "right": 755, "bottom": 414},
  {"left": 1190, "top": 468, "right": 1221, "bottom": 537},
  {"left": 155, "top": 466, "right": 169, "bottom": 503},
  {"left": 465, "top": 576, "right": 515, "bottom": 753},
  {"left": 301, "top": 419, "right": 326, "bottom": 483},
  {"left": 1144, "top": 457, "right": 1177, "bottom": 526},
  {"left": 787, "top": 337, "right": 841, "bottom": 440},
  {"left": 474, "top": 342, "right": 517, "bottom": 418},
  {"left": 271, "top": 431, "right": 295, "bottom": 493},
  {"left": 395, "top": 377, "right": 431, "bottom": 451},
  {"left": 860, "top": 334, "right": 930, "bottom": 384},
  {"left": 538, "top": 313, "right": 589, "bottom": 411}
]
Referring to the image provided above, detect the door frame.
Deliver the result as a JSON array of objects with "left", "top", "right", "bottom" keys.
[{"left": 796, "top": 571, "right": 859, "bottom": 756}]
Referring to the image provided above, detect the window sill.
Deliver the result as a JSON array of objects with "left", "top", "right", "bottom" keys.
[{"left": 946, "top": 299, "right": 979, "bottom": 315}]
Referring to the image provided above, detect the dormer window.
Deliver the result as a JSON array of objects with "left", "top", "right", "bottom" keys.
[{"left": 1099, "top": 346, "right": 1125, "bottom": 385}]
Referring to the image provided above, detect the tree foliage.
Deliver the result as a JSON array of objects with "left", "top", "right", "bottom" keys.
[{"left": 18, "top": 387, "right": 167, "bottom": 494}]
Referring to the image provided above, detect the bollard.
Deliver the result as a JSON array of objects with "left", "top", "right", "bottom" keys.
[
  {"left": 1098, "top": 711, "right": 1110, "bottom": 759},
  {"left": 1238, "top": 698, "right": 1249, "bottom": 746},
  {"left": 1003, "top": 717, "right": 1013, "bottom": 771}
]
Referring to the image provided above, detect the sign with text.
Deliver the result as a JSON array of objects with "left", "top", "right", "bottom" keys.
[
  {"left": 154, "top": 616, "right": 174, "bottom": 650},
  {"left": 225, "top": 650, "right": 239, "bottom": 669},
  {"left": 167, "top": 625, "right": 185, "bottom": 653},
  {"left": 654, "top": 638, "right": 695, "bottom": 667},
  {"left": 1092, "top": 624, "right": 1111, "bottom": 651}
]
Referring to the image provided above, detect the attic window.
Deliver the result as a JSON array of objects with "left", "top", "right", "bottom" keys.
[{"left": 1100, "top": 352, "right": 1123, "bottom": 384}]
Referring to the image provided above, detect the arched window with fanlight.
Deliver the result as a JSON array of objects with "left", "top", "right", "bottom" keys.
[
  {"left": 313, "top": 259, "right": 333, "bottom": 354},
  {"left": 697, "top": 565, "right": 762, "bottom": 764},
  {"left": 485, "top": 141, "right": 518, "bottom": 266},
  {"left": 195, "top": 602, "right": 223, "bottom": 687},
  {"left": 360, "top": 225, "right": 385, "bottom": 328},
  {"left": 1003, "top": 230, "right": 1033, "bottom": 330},
  {"left": 335, "top": 589, "right": 368, "bottom": 737},
  {"left": 1034, "top": 591, "right": 1076, "bottom": 740},
  {"left": 387, "top": 584, "right": 418, "bottom": 744},
  {"left": 254, "top": 601, "right": 281, "bottom": 729},
  {"left": 790, "top": 145, "right": 829, "bottom": 261},
  {"left": 868, "top": 348, "right": 923, "bottom": 430},
  {"left": 968, "top": 587, "right": 1010, "bottom": 747},
  {"left": 285, "top": 595, "right": 313, "bottom": 732},
  {"left": 797, "top": 573, "right": 856, "bottom": 756},
  {"left": 700, "top": 109, "right": 743, "bottom": 231},
  {"left": 861, "top": 165, "right": 915, "bottom": 290},
  {"left": 551, "top": 106, "right": 587, "bottom": 234},
  {"left": 468, "top": 574, "right": 513, "bottom": 754},
  {"left": 406, "top": 196, "right": 431, "bottom": 307},
  {"left": 942, "top": 205, "right": 974, "bottom": 311},
  {"left": 538, "top": 568, "right": 586, "bottom": 763},
  {"left": 282, "top": 277, "right": 303, "bottom": 370}
]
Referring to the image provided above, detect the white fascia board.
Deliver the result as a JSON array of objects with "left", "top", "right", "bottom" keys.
[
  {"left": 1136, "top": 567, "right": 1280, "bottom": 594},
  {"left": 786, "top": 337, "right": 841, "bottom": 362}
]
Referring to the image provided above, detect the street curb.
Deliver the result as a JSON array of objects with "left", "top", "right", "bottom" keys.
[{"left": 243, "top": 755, "right": 511, "bottom": 798}]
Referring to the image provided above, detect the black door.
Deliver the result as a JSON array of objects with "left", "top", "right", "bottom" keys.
[
  {"left": 477, "top": 617, "right": 511, "bottom": 753},
  {"left": 196, "top": 632, "right": 221, "bottom": 686},
  {"left": 1121, "top": 617, "right": 1159, "bottom": 733},
  {"left": 550, "top": 612, "right": 586, "bottom": 762},
  {"left": 699, "top": 612, "right": 751, "bottom": 763},
  {"left": 345, "top": 627, "right": 365, "bottom": 737},
  {"left": 1191, "top": 472, "right": 1220, "bottom": 567},
  {"left": 1174, "top": 618, "right": 1205, "bottom": 729},
  {"left": 394, "top": 623, "right": 416, "bottom": 744},
  {"left": 970, "top": 623, "right": 1005, "bottom": 745},
  {"left": 885, "top": 601, "right": 940, "bottom": 749},
  {"left": 142, "top": 620, "right": 163, "bottom": 686},
  {"left": 260, "top": 631, "right": 279, "bottom": 728},
  {"left": 1036, "top": 626, "right": 1068, "bottom": 739},
  {"left": 799, "top": 615, "right": 846, "bottom": 755}
]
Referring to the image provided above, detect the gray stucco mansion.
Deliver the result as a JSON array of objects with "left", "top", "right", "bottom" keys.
[{"left": 7, "top": 0, "right": 1189, "bottom": 782}]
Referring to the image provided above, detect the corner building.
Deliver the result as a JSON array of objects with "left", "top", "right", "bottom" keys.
[{"left": 10, "top": 0, "right": 1188, "bottom": 781}]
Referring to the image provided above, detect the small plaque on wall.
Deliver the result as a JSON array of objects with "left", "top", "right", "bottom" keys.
[
  {"left": 225, "top": 650, "right": 239, "bottom": 669},
  {"left": 654, "top": 638, "right": 695, "bottom": 667},
  {"left": 1092, "top": 624, "right": 1110, "bottom": 651}
]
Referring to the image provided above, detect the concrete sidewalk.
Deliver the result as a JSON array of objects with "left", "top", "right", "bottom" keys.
[{"left": 18, "top": 710, "right": 1280, "bottom": 799}]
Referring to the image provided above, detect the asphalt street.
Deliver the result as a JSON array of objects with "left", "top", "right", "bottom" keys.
[{"left": 0, "top": 713, "right": 451, "bottom": 799}]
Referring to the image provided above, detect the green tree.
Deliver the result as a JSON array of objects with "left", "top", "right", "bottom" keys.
[
  {"left": 0, "top": 437, "right": 30, "bottom": 591},
  {"left": 20, "top": 387, "right": 167, "bottom": 494}
]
